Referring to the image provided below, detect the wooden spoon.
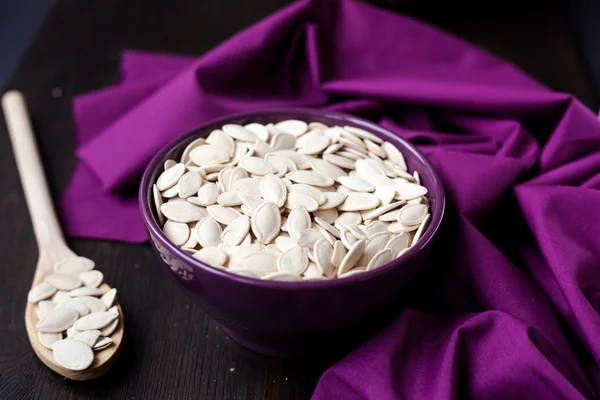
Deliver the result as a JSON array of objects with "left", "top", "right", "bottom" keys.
[{"left": 2, "top": 91, "right": 123, "bottom": 380}]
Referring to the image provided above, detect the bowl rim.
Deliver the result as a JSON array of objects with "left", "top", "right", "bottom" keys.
[{"left": 139, "top": 108, "right": 445, "bottom": 289}]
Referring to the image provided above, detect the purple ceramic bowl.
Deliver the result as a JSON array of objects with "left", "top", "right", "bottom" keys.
[{"left": 139, "top": 109, "right": 445, "bottom": 357}]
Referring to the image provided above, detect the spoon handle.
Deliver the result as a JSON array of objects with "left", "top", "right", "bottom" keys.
[{"left": 2, "top": 91, "right": 73, "bottom": 271}]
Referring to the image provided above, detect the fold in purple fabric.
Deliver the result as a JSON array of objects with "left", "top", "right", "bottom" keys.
[{"left": 62, "top": 0, "right": 600, "bottom": 398}]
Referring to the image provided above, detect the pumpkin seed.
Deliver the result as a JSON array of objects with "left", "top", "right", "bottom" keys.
[
  {"left": 278, "top": 247, "right": 308, "bottom": 275},
  {"left": 52, "top": 339, "right": 94, "bottom": 370},
  {"left": 28, "top": 282, "right": 57, "bottom": 303},
  {"left": 251, "top": 202, "right": 281, "bottom": 244},
  {"left": 79, "top": 271, "right": 104, "bottom": 287},
  {"left": 37, "top": 308, "right": 79, "bottom": 333},
  {"left": 44, "top": 274, "right": 82, "bottom": 291}
]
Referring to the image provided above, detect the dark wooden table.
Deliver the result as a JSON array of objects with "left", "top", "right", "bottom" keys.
[{"left": 0, "top": 0, "right": 594, "bottom": 399}]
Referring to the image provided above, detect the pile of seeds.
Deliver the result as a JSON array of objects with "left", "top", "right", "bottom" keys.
[
  {"left": 27, "top": 257, "right": 120, "bottom": 371},
  {"left": 153, "top": 120, "right": 431, "bottom": 281}
]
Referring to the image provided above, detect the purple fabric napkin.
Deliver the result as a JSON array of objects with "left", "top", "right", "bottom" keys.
[{"left": 63, "top": 0, "right": 600, "bottom": 398}]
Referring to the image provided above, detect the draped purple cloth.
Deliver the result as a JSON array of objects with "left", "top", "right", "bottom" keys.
[{"left": 62, "top": 0, "right": 600, "bottom": 398}]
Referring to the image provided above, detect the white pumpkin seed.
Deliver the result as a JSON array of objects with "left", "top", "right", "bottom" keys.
[
  {"left": 313, "top": 208, "right": 338, "bottom": 224},
  {"left": 195, "top": 217, "right": 223, "bottom": 248},
  {"left": 364, "top": 139, "right": 386, "bottom": 158},
  {"left": 177, "top": 171, "right": 203, "bottom": 199},
  {"left": 51, "top": 290, "right": 71, "bottom": 303},
  {"left": 379, "top": 208, "right": 402, "bottom": 222},
  {"left": 251, "top": 202, "right": 281, "bottom": 244},
  {"left": 303, "top": 262, "right": 324, "bottom": 279},
  {"left": 314, "top": 217, "right": 340, "bottom": 238},
  {"left": 161, "top": 199, "right": 208, "bottom": 223},
  {"left": 287, "top": 205, "right": 311, "bottom": 241},
  {"left": 397, "top": 203, "right": 428, "bottom": 225},
  {"left": 206, "top": 129, "right": 236, "bottom": 157},
  {"left": 39, "top": 331, "right": 62, "bottom": 350},
  {"left": 366, "top": 249, "right": 395, "bottom": 271},
  {"left": 412, "top": 213, "right": 431, "bottom": 245},
  {"left": 161, "top": 185, "right": 180, "bottom": 198},
  {"left": 239, "top": 157, "right": 274, "bottom": 176},
  {"left": 385, "top": 233, "right": 411, "bottom": 256},
  {"left": 217, "top": 191, "right": 242, "bottom": 207},
  {"left": 36, "top": 301, "right": 55, "bottom": 319},
  {"left": 338, "top": 193, "right": 380, "bottom": 212},
  {"left": 78, "top": 270, "right": 104, "bottom": 288},
  {"left": 52, "top": 338, "right": 94, "bottom": 370},
  {"left": 206, "top": 205, "right": 241, "bottom": 225},
  {"left": 381, "top": 142, "right": 407, "bottom": 171},
  {"left": 274, "top": 150, "right": 311, "bottom": 169},
  {"left": 222, "top": 124, "right": 259, "bottom": 142},
  {"left": 79, "top": 296, "right": 108, "bottom": 313},
  {"left": 37, "top": 308, "right": 79, "bottom": 333},
  {"left": 54, "top": 257, "right": 95, "bottom": 275},
  {"left": 334, "top": 211, "right": 362, "bottom": 231},
  {"left": 337, "top": 238, "right": 366, "bottom": 276},
  {"left": 338, "top": 176, "right": 375, "bottom": 192},
  {"left": 190, "top": 145, "right": 230, "bottom": 166},
  {"left": 156, "top": 163, "right": 186, "bottom": 191},
  {"left": 278, "top": 247, "right": 308, "bottom": 275},
  {"left": 28, "top": 282, "right": 57, "bottom": 303},
  {"left": 221, "top": 215, "right": 251, "bottom": 246},
  {"left": 296, "top": 229, "right": 323, "bottom": 248},
  {"left": 163, "top": 220, "right": 190, "bottom": 246},
  {"left": 274, "top": 119, "right": 307, "bottom": 136},
  {"left": 153, "top": 184, "right": 165, "bottom": 226},
  {"left": 285, "top": 192, "right": 319, "bottom": 212},
  {"left": 359, "top": 232, "right": 390, "bottom": 265},
  {"left": 367, "top": 220, "right": 390, "bottom": 236},
  {"left": 238, "top": 193, "right": 263, "bottom": 213},
  {"left": 74, "top": 330, "right": 101, "bottom": 347},
  {"left": 100, "top": 318, "right": 119, "bottom": 336},
  {"left": 395, "top": 182, "right": 427, "bottom": 200},
  {"left": 235, "top": 252, "right": 278, "bottom": 275},
  {"left": 66, "top": 327, "right": 80, "bottom": 338},
  {"left": 100, "top": 288, "right": 117, "bottom": 308},
  {"left": 244, "top": 123, "right": 270, "bottom": 141},
  {"left": 55, "top": 299, "right": 91, "bottom": 317},
  {"left": 298, "top": 136, "right": 331, "bottom": 155},
  {"left": 309, "top": 158, "right": 347, "bottom": 180},
  {"left": 319, "top": 192, "right": 348, "bottom": 210},
  {"left": 191, "top": 182, "right": 219, "bottom": 206},
  {"left": 288, "top": 184, "right": 326, "bottom": 205},
  {"left": 261, "top": 174, "right": 287, "bottom": 207},
  {"left": 180, "top": 138, "right": 206, "bottom": 164},
  {"left": 164, "top": 159, "right": 177, "bottom": 170},
  {"left": 295, "top": 129, "right": 323, "bottom": 148},
  {"left": 318, "top": 227, "right": 336, "bottom": 246},
  {"left": 74, "top": 311, "right": 118, "bottom": 331},
  {"left": 313, "top": 239, "right": 333, "bottom": 277},
  {"left": 44, "top": 273, "right": 82, "bottom": 291},
  {"left": 93, "top": 336, "right": 113, "bottom": 351},
  {"left": 193, "top": 246, "right": 228, "bottom": 267},
  {"left": 331, "top": 240, "right": 346, "bottom": 268},
  {"left": 275, "top": 236, "right": 297, "bottom": 253},
  {"left": 271, "top": 132, "right": 297, "bottom": 151}
]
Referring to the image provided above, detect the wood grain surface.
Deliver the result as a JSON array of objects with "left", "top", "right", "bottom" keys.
[{"left": 0, "top": 0, "right": 593, "bottom": 399}]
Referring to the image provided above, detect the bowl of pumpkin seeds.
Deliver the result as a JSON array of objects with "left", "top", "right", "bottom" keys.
[{"left": 140, "top": 109, "right": 445, "bottom": 356}]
